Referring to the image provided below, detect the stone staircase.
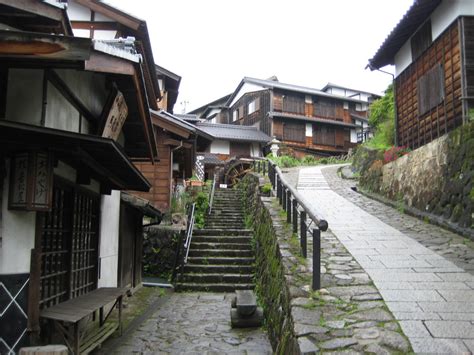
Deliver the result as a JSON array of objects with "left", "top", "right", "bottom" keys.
[{"left": 176, "top": 189, "right": 254, "bottom": 292}]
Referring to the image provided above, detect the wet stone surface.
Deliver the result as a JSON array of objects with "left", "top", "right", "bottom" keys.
[
  {"left": 265, "top": 177, "right": 411, "bottom": 354},
  {"left": 108, "top": 293, "right": 272, "bottom": 354}
]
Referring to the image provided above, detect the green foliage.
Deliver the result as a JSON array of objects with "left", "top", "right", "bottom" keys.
[
  {"left": 365, "top": 85, "right": 395, "bottom": 150},
  {"left": 270, "top": 154, "right": 348, "bottom": 168},
  {"left": 193, "top": 191, "right": 209, "bottom": 229},
  {"left": 369, "top": 84, "right": 394, "bottom": 128},
  {"left": 261, "top": 183, "right": 272, "bottom": 194},
  {"left": 364, "top": 117, "right": 395, "bottom": 150}
]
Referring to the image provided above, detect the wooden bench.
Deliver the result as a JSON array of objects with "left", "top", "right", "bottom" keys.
[{"left": 40, "top": 287, "right": 129, "bottom": 355}]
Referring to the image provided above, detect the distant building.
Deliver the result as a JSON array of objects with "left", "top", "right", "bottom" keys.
[
  {"left": 192, "top": 77, "right": 377, "bottom": 157},
  {"left": 368, "top": 0, "right": 474, "bottom": 149}
]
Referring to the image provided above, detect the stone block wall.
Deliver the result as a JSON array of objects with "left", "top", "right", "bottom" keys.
[
  {"left": 356, "top": 120, "right": 474, "bottom": 237},
  {"left": 239, "top": 174, "right": 299, "bottom": 353}
]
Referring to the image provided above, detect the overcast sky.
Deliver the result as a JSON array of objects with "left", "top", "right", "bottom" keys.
[{"left": 106, "top": 0, "right": 413, "bottom": 113}]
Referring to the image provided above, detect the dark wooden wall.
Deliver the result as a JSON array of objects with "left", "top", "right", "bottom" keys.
[
  {"left": 133, "top": 129, "right": 171, "bottom": 211},
  {"left": 395, "top": 19, "right": 463, "bottom": 149},
  {"left": 228, "top": 90, "right": 271, "bottom": 135}
]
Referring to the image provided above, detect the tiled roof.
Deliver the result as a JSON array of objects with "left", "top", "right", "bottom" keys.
[
  {"left": 195, "top": 123, "right": 271, "bottom": 143},
  {"left": 196, "top": 153, "right": 225, "bottom": 165},
  {"left": 226, "top": 77, "right": 368, "bottom": 107},
  {"left": 368, "top": 0, "right": 441, "bottom": 69}
]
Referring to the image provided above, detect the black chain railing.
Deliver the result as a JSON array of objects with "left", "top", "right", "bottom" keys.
[{"left": 254, "top": 159, "right": 328, "bottom": 291}]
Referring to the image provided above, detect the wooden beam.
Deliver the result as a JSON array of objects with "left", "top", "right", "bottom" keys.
[
  {"left": 74, "top": 0, "right": 141, "bottom": 31},
  {"left": 71, "top": 20, "right": 118, "bottom": 31},
  {"left": 132, "top": 70, "right": 156, "bottom": 163},
  {"left": 0, "top": 0, "right": 64, "bottom": 22},
  {"left": 85, "top": 51, "right": 135, "bottom": 75},
  {"left": 163, "top": 138, "right": 192, "bottom": 148},
  {"left": 151, "top": 116, "right": 191, "bottom": 139}
]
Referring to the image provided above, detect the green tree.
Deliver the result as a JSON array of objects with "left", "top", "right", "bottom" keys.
[{"left": 365, "top": 84, "right": 395, "bottom": 149}]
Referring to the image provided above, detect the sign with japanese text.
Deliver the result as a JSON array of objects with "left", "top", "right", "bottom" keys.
[
  {"left": 8, "top": 151, "right": 53, "bottom": 211},
  {"left": 102, "top": 90, "right": 128, "bottom": 141}
]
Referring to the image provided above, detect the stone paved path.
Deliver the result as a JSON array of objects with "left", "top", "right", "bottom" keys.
[
  {"left": 108, "top": 292, "right": 272, "bottom": 354},
  {"left": 297, "top": 165, "right": 474, "bottom": 354}
]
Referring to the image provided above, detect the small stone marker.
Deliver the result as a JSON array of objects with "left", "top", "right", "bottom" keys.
[
  {"left": 19, "top": 345, "right": 68, "bottom": 355},
  {"left": 231, "top": 290, "right": 263, "bottom": 328}
]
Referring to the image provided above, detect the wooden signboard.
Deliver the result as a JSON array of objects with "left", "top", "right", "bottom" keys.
[
  {"left": 102, "top": 90, "right": 128, "bottom": 141},
  {"left": 8, "top": 151, "right": 53, "bottom": 211}
]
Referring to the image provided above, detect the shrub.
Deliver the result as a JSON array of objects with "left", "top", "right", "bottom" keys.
[
  {"left": 193, "top": 191, "right": 209, "bottom": 229},
  {"left": 383, "top": 146, "right": 410, "bottom": 164}
]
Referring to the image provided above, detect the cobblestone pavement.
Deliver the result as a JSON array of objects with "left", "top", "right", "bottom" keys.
[
  {"left": 296, "top": 165, "right": 474, "bottom": 354},
  {"left": 109, "top": 293, "right": 272, "bottom": 354}
]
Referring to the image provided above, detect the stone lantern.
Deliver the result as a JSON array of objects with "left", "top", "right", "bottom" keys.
[{"left": 269, "top": 137, "right": 281, "bottom": 158}]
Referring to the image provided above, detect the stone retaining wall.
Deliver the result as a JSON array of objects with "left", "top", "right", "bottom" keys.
[
  {"left": 355, "top": 121, "right": 474, "bottom": 238},
  {"left": 238, "top": 174, "right": 410, "bottom": 354}
]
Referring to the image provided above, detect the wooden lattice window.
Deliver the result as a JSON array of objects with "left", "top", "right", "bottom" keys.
[
  {"left": 314, "top": 100, "right": 336, "bottom": 118},
  {"left": 411, "top": 20, "right": 432, "bottom": 60},
  {"left": 38, "top": 180, "right": 99, "bottom": 309},
  {"left": 417, "top": 63, "right": 445, "bottom": 116},
  {"left": 283, "top": 122, "right": 305, "bottom": 142},
  {"left": 313, "top": 125, "right": 336, "bottom": 146},
  {"left": 282, "top": 95, "right": 305, "bottom": 115}
]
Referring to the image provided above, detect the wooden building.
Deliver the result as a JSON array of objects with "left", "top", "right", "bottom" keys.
[
  {"left": 193, "top": 77, "right": 377, "bottom": 157},
  {"left": 368, "top": 0, "right": 474, "bottom": 149},
  {"left": 0, "top": 1, "right": 162, "bottom": 352},
  {"left": 132, "top": 110, "right": 213, "bottom": 211}
]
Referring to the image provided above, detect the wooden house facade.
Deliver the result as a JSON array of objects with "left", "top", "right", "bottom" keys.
[
  {"left": 222, "top": 77, "right": 375, "bottom": 156},
  {"left": 192, "top": 78, "right": 377, "bottom": 157},
  {"left": 368, "top": 0, "right": 474, "bottom": 149},
  {"left": 0, "top": 1, "right": 162, "bottom": 352}
]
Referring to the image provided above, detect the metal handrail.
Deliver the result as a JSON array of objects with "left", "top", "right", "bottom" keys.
[
  {"left": 208, "top": 176, "right": 216, "bottom": 215},
  {"left": 183, "top": 203, "right": 196, "bottom": 264},
  {"left": 253, "top": 158, "right": 328, "bottom": 291}
]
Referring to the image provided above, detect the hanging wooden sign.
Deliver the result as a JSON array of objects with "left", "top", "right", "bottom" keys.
[
  {"left": 102, "top": 90, "right": 128, "bottom": 141},
  {"left": 8, "top": 151, "right": 53, "bottom": 211}
]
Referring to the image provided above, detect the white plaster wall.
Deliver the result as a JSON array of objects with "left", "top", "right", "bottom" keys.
[
  {"left": 0, "top": 160, "right": 36, "bottom": 275},
  {"left": 432, "top": 0, "right": 474, "bottom": 40},
  {"left": 45, "top": 82, "right": 81, "bottom": 132},
  {"left": 229, "top": 83, "right": 265, "bottom": 107},
  {"left": 55, "top": 70, "right": 107, "bottom": 120},
  {"left": 67, "top": 0, "right": 90, "bottom": 21},
  {"left": 350, "top": 129, "right": 358, "bottom": 143},
  {"left": 5, "top": 69, "right": 43, "bottom": 125},
  {"left": 395, "top": 0, "right": 474, "bottom": 77},
  {"left": 305, "top": 123, "right": 313, "bottom": 137},
  {"left": 250, "top": 143, "right": 261, "bottom": 158},
  {"left": 98, "top": 190, "right": 121, "bottom": 287},
  {"left": 210, "top": 140, "right": 230, "bottom": 155}
]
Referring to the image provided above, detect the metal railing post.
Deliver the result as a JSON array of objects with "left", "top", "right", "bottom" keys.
[
  {"left": 276, "top": 174, "right": 281, "bottom": 201},
  {"left": 312, "top": 228, "right": 321, "bottom": 291},
  {"left": 263, "top": 160, "right": 267, "bottom": 175},
  {"left": 292, "top": 199, "right": 298, "bottom": 234},
  {"left": 281, "top": 186, "right": 286, "bottom": 208},
  {"left": 286, "top": 192, "right": 291, "bottom": 224},
  {"left": 300, "top": 211, "right": 307, "bottom": 258}
]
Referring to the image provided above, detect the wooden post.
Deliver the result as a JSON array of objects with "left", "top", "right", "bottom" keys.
[
  {"left": 312, "top": 228, "right": 321, "bottom": 291},
  {"left": 292, "top": 200, "right": 298, "bottom": 234},
  {"left": 276, "top": 175, "right": 281, "bottom": 201},
  {"left": 300, "top": 211, "right": 307, "bottom": 258}
]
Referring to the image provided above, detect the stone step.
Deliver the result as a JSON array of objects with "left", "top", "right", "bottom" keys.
[
  {"left": 191, "top": 242, "right": 252, "bottom": 250},
  {"left": 206, "top": 215, "right": 244, "bottom": 222},
  {"left": 205, "top": 223, "right": 245, "bottom": 228},
  {"left": 184, "top": 264, "right": 254, "bottom": 274},
  {"left": 175, "top": 282, "right": 254, "bottom": 293},
  {"left": 188, "top": 249, "right": 253, "bottom": 258},
  {"left": 192, "top": 235, "right": 252, "bottom": 244},
  {"left": 193, "top": 229, "right": 252, "bottom": 236},
  {"left": 186, "top": 256, "right": 254, "bottom": 265},
  {"left": 181, "top": 273, "right": 253, "bottom": 284}
]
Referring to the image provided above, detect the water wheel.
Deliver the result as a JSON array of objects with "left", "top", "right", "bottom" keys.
[{"left": 224, "top": 160, "right": 253, "bottom": 187}]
